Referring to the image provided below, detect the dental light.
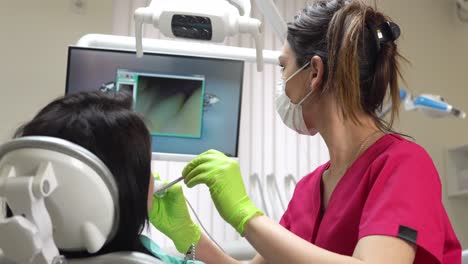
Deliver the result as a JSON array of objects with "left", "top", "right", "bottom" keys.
[{"left": 134, "top": 0, "right": 265, "bottom": 71}]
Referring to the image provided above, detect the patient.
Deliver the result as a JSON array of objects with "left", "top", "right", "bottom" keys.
[{"left": 13, "top": 91, "right": 199, "bottom": 263}]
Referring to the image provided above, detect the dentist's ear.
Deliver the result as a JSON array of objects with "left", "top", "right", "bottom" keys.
[{"left": 309, "top": 55, "right": 324, "bottom": 92}]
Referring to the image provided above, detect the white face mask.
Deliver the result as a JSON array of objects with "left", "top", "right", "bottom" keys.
[{"left": 275, "top": 62, "right": 317, "bottom": 136}]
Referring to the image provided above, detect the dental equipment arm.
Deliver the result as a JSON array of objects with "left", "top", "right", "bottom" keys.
[
  {"left": 228, "top": 0, "right": 251, "bottom": 16},
  {"left": 253, "top": 0, "right": 287, "bottom": 41},
  {"left": 134, "top": 0, "right": 264, "bottom": 71}
]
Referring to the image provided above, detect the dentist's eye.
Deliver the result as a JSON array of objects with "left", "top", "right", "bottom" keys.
[{"left": 278, "top": 64, "right": 285, "bottom": 72}]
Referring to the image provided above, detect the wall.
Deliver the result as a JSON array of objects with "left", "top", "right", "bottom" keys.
[
  {"left": 0, "top": 0, "right": 113, "bottom": 216},
  {"left": 0, "top": 0, "right": 113, "bottom": 142},
  {"left": 376, "top": 0, "right": 468, "bottom": 247}
]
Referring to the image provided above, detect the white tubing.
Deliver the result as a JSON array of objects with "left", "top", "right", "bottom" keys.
[{"left": 254, "top": 0, "right": 287, "bottom": 41}]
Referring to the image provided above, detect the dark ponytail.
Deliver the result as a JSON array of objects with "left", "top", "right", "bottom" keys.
[{"left": 287, "top": 0, "right": 407, "bottom": 132}]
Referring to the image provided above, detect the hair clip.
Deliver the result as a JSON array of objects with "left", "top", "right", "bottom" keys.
[
  {"left": 370, "top": 21, "right": 401, "bottom": 52},
  {"left": 378, "top": 21, "right": 400, "bottom": 42}
]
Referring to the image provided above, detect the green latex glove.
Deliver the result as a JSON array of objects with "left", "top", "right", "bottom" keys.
[
  {"left": 183, "top": 150, "right": 263, "bottom": 235},
  {"left": 149, "top": 172, "right": 201, "bottom": 253}
]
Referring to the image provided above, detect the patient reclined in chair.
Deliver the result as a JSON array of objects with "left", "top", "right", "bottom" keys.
[{"left": 0, "top": 92, "right": 202, "bottom": 263}]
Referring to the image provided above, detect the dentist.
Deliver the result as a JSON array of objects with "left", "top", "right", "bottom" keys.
[{"left": 150, "top": 1, "right": 461, "bottom": 263}]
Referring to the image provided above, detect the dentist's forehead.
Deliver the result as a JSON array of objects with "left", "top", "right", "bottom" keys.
[
  {"left": 278, "top": 55, "right": 286, "bottom": 63},
  {"left": 279, "top": 43, "right": 294, "bottom": 60}
]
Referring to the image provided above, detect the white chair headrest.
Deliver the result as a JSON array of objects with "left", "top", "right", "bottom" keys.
[{"left": 0, "top": 136, "right": 119, "bottom": 253}]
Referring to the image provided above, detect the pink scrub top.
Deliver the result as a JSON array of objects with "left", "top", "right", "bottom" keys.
[{"left": 280, "top": 134, "right": 461, "bottom": 263}]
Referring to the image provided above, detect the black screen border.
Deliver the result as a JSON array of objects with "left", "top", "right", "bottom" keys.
[{"left": 65, "top": 46, "right": 244, "bottom": 157}]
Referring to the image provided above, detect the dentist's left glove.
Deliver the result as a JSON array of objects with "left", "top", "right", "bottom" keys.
[{"left": 149, "top": 173, "right": 201, "bottom": 254}]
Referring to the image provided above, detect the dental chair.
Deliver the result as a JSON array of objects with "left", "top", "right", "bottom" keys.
[{"left": 0, "top": 136, "right": 164, "bottom": 264}]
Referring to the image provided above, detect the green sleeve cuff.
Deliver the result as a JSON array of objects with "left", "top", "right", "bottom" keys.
[{"left": 237, "top": 209, "right": 264, "bottom": 236}]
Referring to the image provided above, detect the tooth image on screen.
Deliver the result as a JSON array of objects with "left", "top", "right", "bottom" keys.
[{"left": 135, "top": 75, "right": 204, "bottom": 138}]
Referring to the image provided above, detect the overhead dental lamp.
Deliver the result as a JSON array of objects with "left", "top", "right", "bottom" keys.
[{"left": 134, "top": 0, "right": 274, "bottom": 72}]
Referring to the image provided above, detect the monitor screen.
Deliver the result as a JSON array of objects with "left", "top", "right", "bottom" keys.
[{"left": 66, "top": 47, "right": 244, "bottom": 158}]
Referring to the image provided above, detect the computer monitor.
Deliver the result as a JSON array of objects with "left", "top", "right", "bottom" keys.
[{"left": 65, "top": 47, "right": 244, "bottom": 161}]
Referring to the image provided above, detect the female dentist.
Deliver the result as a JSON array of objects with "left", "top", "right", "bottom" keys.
[{"left": 150, "top": 0, "right": 461, "bottom": 263}]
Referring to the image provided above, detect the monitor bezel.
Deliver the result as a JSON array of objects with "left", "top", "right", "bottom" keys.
[{"left": 65, "top": 46, "right": 244, "bottom": 159}]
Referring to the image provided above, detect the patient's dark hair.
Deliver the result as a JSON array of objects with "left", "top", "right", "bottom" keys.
[{"left": 13, "top": 91, "right": 152, "bottom": 256}]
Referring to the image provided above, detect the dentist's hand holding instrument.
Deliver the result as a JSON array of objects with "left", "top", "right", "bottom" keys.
[{"left": 182, "top": 149, "right": 263, "bottom": 235}]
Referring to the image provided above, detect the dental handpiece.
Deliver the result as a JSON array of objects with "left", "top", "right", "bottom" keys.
[{"left": 154, "top": 176, "right": 184, "bottom": 197}]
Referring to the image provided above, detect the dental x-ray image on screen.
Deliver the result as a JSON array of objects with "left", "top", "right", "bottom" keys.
[
  {"left": 116, "top": 70, "right": 205, "bottom": 138},
  {"left": 65, "top": 47, "right": 243, "bottom": 158}
]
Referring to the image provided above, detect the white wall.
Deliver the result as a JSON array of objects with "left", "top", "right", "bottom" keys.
[
  {"left": 376, "top": 0, "right": 468, "bottom": 247},
  {"left": 0, "top": 0, "right": 113, "bottom": 142},
  {"left": 0, "top": 0, "right": 113, "bottom": 216}
]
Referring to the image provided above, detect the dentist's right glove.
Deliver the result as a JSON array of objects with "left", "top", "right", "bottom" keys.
[
  {"left": 183, "top": 150, "right": 263, "bottom": 235},
  {"left": 149, "top": 173, "right": 201, "bottom": 253}
]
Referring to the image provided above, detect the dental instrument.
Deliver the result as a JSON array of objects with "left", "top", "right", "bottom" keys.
[
  {"left": 153, "top": 176, "right": 184, "bottom": 197},
  {"left": 378, "top": 88, "right": 466, "bottom": 119},
  {"left": 406, "top": 93, "right": 466, "bottom": 119}
]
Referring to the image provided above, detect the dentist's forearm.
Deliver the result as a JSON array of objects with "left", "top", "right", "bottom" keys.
[
  {"left": 196, "top": 233, "right": 241, "bottom": 264},
  {"left": 244, "top": 215, "right": 363, "bottom": 264}
]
